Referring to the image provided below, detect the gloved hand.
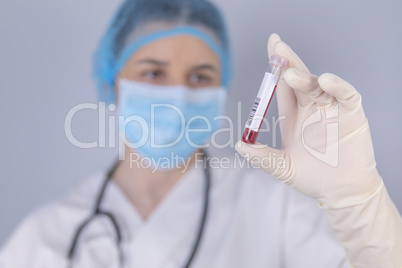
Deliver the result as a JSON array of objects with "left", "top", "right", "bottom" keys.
[
  {"left": 237, "top": 33, "right": 381, "bottom": 207},
  {"left": 236, "top": 34, "right": 402, "bottom": 268}
]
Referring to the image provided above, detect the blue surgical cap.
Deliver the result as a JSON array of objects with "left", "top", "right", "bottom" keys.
[{"left": 93, "top": 0, "right": 232, "bottom": 104}]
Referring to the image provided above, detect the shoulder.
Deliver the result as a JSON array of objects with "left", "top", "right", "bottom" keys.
[
  {"left": 209, "top": 152, "right": 289, "bottom": 195},
  {"left": 0, "top": 173, "right": 105, "bottom": 267},
  {"left": 206, "top": 152, "right": 292, "bottom": 215},
  {"left": 208, "top": 151, "right": 326, "bottom": 218}
]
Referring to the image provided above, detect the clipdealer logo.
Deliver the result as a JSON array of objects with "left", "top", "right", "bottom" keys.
[
  {"left": 301, "top": 102, "right": 339, "bottom": 167},
  {"left": 64, "top": 101, "right": 339, "bottom": 168},
  {"left": 63, "top": 101, "right": 286, "bottom": 164}
]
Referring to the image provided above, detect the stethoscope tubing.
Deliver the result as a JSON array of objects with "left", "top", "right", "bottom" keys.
[{"left": 67, "top": 151, "right": 211, "bottom": 268}]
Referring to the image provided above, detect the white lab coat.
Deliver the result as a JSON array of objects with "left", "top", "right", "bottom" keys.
[{"left": 0, "top": 160, "right": 351, "bottom": 268}]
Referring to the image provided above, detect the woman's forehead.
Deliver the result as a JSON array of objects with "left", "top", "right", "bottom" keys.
[{"left": 128, "top": 35, "right": 220, "bottom": 67}]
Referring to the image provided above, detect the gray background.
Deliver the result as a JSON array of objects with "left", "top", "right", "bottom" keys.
[{"left": 1, "top": 0, "right": 401, "bottom": 245}]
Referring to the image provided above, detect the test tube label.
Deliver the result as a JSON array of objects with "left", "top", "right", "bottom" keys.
[{"left": 245, "top": 72, "right": 279, "bottom": 131}]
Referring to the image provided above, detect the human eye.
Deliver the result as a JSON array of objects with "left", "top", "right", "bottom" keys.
[
  {"left": 142, "top": 69, "right": 165, "bottom": 82},
  {"left": 189, "top": 73, "right": 213, "bottom": 88}
]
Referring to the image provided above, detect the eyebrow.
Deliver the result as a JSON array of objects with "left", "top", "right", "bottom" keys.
[
  {"left": 135, "top": 58, "right": 218, "bottom": 72},
  {"left": 191, "top": 64, "right": 218, "bottom": 72},
  {"left": 135, "top": 59, "right": 169, "bottom": 66}
]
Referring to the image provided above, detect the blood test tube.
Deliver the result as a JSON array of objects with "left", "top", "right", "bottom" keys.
[{"left": 242, "top": 54, "right": 288, "bottom": 144}]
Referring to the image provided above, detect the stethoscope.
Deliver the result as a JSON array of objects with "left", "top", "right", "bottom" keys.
[{"left": 67, "top": 151, "right": 211, "bottom": 268}]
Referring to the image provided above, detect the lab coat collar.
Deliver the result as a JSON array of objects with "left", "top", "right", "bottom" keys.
[{"left": 101, "top": 164, "right": 206, "bottom": 267}]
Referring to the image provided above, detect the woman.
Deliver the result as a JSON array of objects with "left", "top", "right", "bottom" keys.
[{"left": 0, "top": 0, "right": 401, "bottom": 267}]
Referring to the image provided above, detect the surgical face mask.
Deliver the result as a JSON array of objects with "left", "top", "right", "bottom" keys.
[{"left": 118, "top": 79, "right": 227, "bottom": 170}]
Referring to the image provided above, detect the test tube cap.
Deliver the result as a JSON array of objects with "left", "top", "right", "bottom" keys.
[{"left": 269, "top": 54, "right": 288, "bottom": 70}]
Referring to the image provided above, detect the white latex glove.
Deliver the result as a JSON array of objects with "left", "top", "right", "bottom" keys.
[{"left": 236, "top": 34, "right": 402, "bottom": 268}]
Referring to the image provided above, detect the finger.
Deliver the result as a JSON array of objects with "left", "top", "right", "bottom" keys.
[
  {"left": 318, "top": 73, "right": 361, "bottom": 108},
  {"left": 273, "top": 41, "right": 310, "bottom": 73},
  {"left": 235, "top": 141, "right": 293, "bottom": 184},
  {"left": 272, "top": 40, "right": 313, "bottom": 112},
  {"left": 284, "top": 68, "right": 336, "bottom": 106},
  {"left": 267, "top": 35, "right": 298, "bottom": 115},
  {"left": 268, "top": 33, "right": 282, "bottom": 58}
]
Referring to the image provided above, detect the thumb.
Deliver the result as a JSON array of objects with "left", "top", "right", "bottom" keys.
[{"left": 235, "top": 141, "right": 292, "bottom": 184}]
